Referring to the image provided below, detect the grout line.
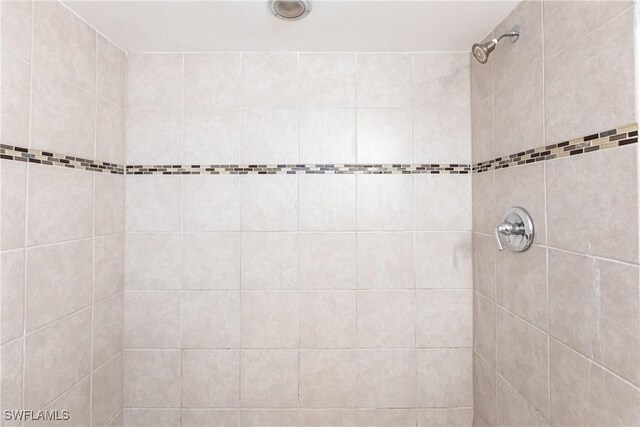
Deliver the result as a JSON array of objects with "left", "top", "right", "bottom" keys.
[
  {"left": 178, "top": 52, "right": 185, "bottom": 426},
  {"left": 542, "top": 0, "right": 551, "bottom": 403},
  {"left": 471, "top": 231, "right": 640, "bottom": 268},
  {"left": 124, "top": 405, "right": 473, "bottom": 410},
  {"left": 21, "top": 0, "right": 36, "bottom": 411},
  {"left": 24, "top": 305, "right": 93, "bottom": 338},
  {"left": 128, "top": 50, "right": 474, "bottom": 55},
  {"left": 105, "top": 410, "right": 122, "bottom": 427},
  {"left": 238, "top": 52, "right": 244, "bottom": 427},
  {"left": 295, "top": 53, "right": 301, "bottom": 420}
]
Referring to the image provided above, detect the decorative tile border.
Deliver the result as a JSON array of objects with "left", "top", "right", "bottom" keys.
[
  {"left": 125, "top": 163, "right": 471, "bottom": 175},
  {"left": 473, "top": 123, "right": 638, "bottom": 173},
  {"left": 0, "top": 144, "right": 124, "bottom": 174},
  {"left": 1, "top": 123, "right": 637, "bottom": 176}
]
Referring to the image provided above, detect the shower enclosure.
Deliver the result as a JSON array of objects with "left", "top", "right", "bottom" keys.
[{"left": 1, "top": 1, "right": 638, "bottom": 426}]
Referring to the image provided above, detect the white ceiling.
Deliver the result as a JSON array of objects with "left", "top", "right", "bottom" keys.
[{"left": 63, "top": 0, "right": 519, "bottom": 53}]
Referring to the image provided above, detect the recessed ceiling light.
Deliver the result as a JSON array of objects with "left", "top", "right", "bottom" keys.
[{"left": 269, "top": 0, "right": 313, "bottom": 21}]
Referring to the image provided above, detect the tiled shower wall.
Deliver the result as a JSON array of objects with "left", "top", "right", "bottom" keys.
[
  {"left": 1, "top": 2, "right": 125, "bottom": 426},
  {"left": 122, "top": 52, "right": 474, "bottom": 426},
  {"left": 471, "top": 1, "right": 640, "bottom": 426}
]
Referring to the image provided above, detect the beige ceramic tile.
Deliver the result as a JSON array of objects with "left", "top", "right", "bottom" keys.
[
  {"left": 182, "top": 232, "right": 241, "bottom": 290},
  {"left": 473, "top": 233, "right": 497, "bottom": 301},
  {"left": 126, "top": 53, "right": 183, "bottom": 109},
  {"left": 1, "top": 250, "right": 24, "bottom": 344},
  {"left": 298, "top": 233, "right": 356, "bottom": 290},
  {"left": 356, "top": 53, "right": 412, "bottom": 108},
  {"left": 184, "top": 108, "right": 240, "bottom": 164},
  {"left": 182, "top": 291, "right": 240, "bottom": 348},
  {"left": 125, "top": 233, "right": 182, "bottom": 290},
  {"left": 357, "top": 232, "right": 414, "bottom": 290},
  {"left": 124, "top": 409, "right": 180, "bottom": 427},
  {"left": 1, "top": 339, "right": 23, "bottom": 426},
  {"left": 497, "top": 376, "right": 548, "bottom": 427},
  {"left": 492, "top": 0, "right": 543, "bottom": 91},
  {"left": 473, "top": 292, "right": 496, "bottom": 367},
  {"left": 497, "top": 309, "right": 549, "bottom": 418},
  {"left": 32, "top": 1, "right": 96, "bottom": 92},
  {"left": 97, "top": 34, "right": 125, "bottom": 107},
  {"left": 240, "top": 350, "right": 299, "bottom": 408},
  {"left": 26, "top": 239, "right": 92, "bottom": 331},
  {"left": 184, "top": 53, "right": 241, "bottom": 108},
  {"left": 92, "top": 355, "right": 123, "bottom": 427},
  {"left": 416, "top": 290, "right": 472, "bottom": 347},
  {"left": 241, "top": 291, "right": 298, "bottom": 348},
  {"left": 241, "top": 232, "right": 298, "bottom": 290},
  {"left": 357, "top": 291, "right": 415, "bottom": 348},
  {"left": 473, "top": 351, "right": 497, "bottom": 427},
  {"left": 357, "top": 174, "right": 413, "bottom": 231},
  {"left": 94, "top": 234, "right": 124, "bottom": 300},
  {"left": 545, "top": 9, "right": 635, "bottom": 143},
  {"left": 125, "top": 175, "right": 182, "bottom": 232},
  {"left": 299, "top": 291, "right": 356, "bottom": 348},
  {"left": 299, "top": 53, "right": 356, "bottom": 107},
  {"left": 546, "top": 146, "right": 638, "bottom": 262},
  {"left": 183, "top": 175, "right": 240, "bottom": 232},
  {"left": 24, "top": 309, "right": 91, "bottom": 410},
  {"left": 548, "top": 249, "right": 639, "bottom": 385},
  {"left": 0, "top": 160, "right": 26, "bottom": 250},
  {"left": 242, "top": 53, "right": 298, "bottom": 108},
  {"left": 417, "top": 348, "right": 472, "bottom": 407},
  {"left": 124, "top": 291, "right": 180, "bottom": 349},
  {"left": 496, "top": 244, "right": 548, "bottom": 330},
  {"left": 415, "top": 232, "right": 472, "bottom": 289},
  {"left": 1, "top": 1, "right": 32, "bottom": 61},
  {"left": 181, "top": 410, "right": 238, "bottom": 427},
  {"left": 1, "top": 52, "right": 30, "bottom": 148},
  {"left": 357, "top": 108, "right": 413, "bottom": 163},
  {"left": 417, "top": 408, "right": 472, "bottom": 427},
  {"left": 415, "top": 174, "right": 471, "bottom": 231},
  {"left": 299, "top": 350, "right": 358, "bottom": 408},
  {"left": 93, "top": 293, "right": 123, "bottom": 367},
  {"left": 181, "top": 350, "right": 240, "bottom": 408},
  {"left": 549, "top": 338, "right": 640, "bottom": 427},
  {"left": 299, "top": 174, "right": 356, "bottom": 231},
  {"left": 28, "top": 162, "right": 93, "bottom": 246},
  {"left": 240, "top": 175, "right": 298, "bottom": 231},
  {"left": 299, "top": 108, "right": 356, "bottom": 163},
  {"left": 123, "top": 349, "right": 181, "bottom": 408},
  {"left": 357, "top": 350, "right": 416, "bottom": 408}
]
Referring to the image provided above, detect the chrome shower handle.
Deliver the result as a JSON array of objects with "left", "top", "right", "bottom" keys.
[
  {"left": 494, "top": 207, "right": 535, "bottom": 253},
  {"left": 494, "top": 221, "right": 521, "bottom": 251}
]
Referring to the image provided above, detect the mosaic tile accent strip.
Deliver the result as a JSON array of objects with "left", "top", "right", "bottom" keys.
[
  {"left": 125, "top": 163, "right": 471, "bottom": 175},
  {"left": 1, "top": 123, "right": 636, "bottom": 175},
  {"left": 0, "top": 144, "right": 124, "bottom": 174},
  {"left": 473, "top": 123, "right": 638, "bottom": 173}
]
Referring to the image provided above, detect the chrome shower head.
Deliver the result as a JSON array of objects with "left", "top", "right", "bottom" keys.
[
  {"left": 472, "top": 25, "right": 520, "bottom": 64},
  {"left": 472, "top": 40, "right": 496, "bottom": 64},
  {"left": 269, "top": 0, "right": 313, "bottom": 20}
]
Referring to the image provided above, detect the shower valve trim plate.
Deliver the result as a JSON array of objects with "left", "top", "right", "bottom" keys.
[{"left": 495, "top": 206, "right": 534, "bottom": 252}]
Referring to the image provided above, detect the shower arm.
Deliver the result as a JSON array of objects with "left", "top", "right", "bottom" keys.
[{"left": 495, "top": 26, "right": 520, "bottom": 44}]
